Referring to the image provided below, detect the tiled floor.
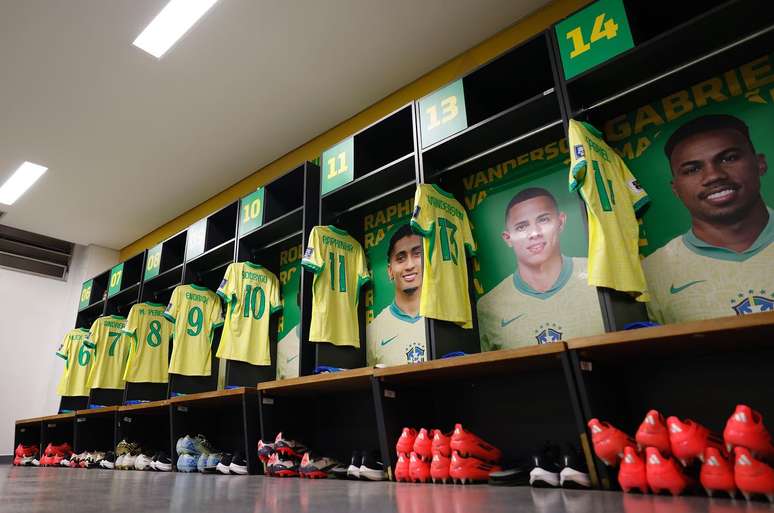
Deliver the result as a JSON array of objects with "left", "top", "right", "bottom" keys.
[{"left": 2, "top": 466, "right": 770, "bottom": 513}]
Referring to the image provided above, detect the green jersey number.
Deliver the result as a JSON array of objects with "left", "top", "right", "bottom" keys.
[
  {"left": 437, "top": 217, "right": 459, "bottom": 265},
  {"left": 146, "top": 320, "right": 162, "bottom": 348},
  {"left": 328, "top": 252, "right": 347, "bottom": 292},
  {"left": 242, "top": 284, "right": 266, "bottom": 320},
  {"left": 107, "top": 331, "right": 122, "bottom": 357},
  {"left": 592, "top": 160, "right": 615, "bottom": 212},
  {"left": 187, "top": 306, "right": 203, "bottom": 337},
  {"left": 77, "top": 344, "right": 91, "bottom": 366}
]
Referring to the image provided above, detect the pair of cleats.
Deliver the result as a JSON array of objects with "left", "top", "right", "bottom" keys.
[
  {"left": 13, "top": 444, "right": 39, "bottom": 466},
  {"left": 212, "top": 453, "right": 247, "bottom": 475},
  {"left": 176, "top": 434, "right": 216, "bottom": 457},
  {"left": 591, "top": 404, "right": 774, "bottom": 500},
  {"left": 39, "top": 443, "right": 73, "bottom": 466},
  {"left": 258, "top": 432, "right": 308, "bottom": 477},
  {"left": 63, "top": 451, "right": 106, "bottom": 468},
  {"left": 486, "top": 444, "right": 590, "bottom": 488},
  {"left": 395, "top": 424, "right": 501, "bottom": 484},
  {"left": 345, "top": 450, "right": 386, "bottom": 481}
]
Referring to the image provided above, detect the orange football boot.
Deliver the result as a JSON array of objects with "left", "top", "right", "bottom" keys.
[
  {"left": 432, "top": 430, "right": 452, "bottom": 458},
  {"left": 618, "top": 446, "right": 648, "bottom": 494},
  {"left": 724, "top": 405, "right": 774, "bottom": 459},
  {"left": 588, "top": 418, "right": 635, "bottom": 466},
  {"left": 449, "top": 451, "right": 501, "bottom": 484},
  {"left": 666, "top": 417, "right": 723, "bottom": 466},
  {"left": 394, "top": 453, "right": 410, "bottom": 482},
  {"left": 646, "top": 447, "right": 693, "bottom": 496},
  {"left": 430, "top": 453, "right": 451, "bottom": 484},
  {"left": 396, "top": 428, "right": 418, "bottom": 457},
  {"left": 734, "top": 447, "right": 774, "bottom": 502},
  {"left": 413, "top": 428, "right": 436, "bottom": 462},
  {"left": 636, "top": 410, "right": 671, "bottom": 454},
  {"left": 449, "top": 424, "right": 501, "bottom": 464},
  {"left": 700, "top": 446, "right": 736, "bottom": 499},
  {"left": 409, "top": 452, "right": 431, "bottom": 483}
]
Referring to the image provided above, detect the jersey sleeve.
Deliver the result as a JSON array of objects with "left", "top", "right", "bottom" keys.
[
  {"left": 410, "top": 187, "right": 434, "bottom": 237},
  {"left": 355, "top": 246, "right": 371, "bottom": 302},
  {"left": 163, "top": 287, "right": 180, "bottom": 324},
  {"left": 209, "top": 295, "right": 224, "bottom": 330},
  {"left": 568, "top": 121, "right": 588, "bottom": 192},
  {"left": 270, "top": 275, "right": 283, "bottom": 314},
  {"left": 620, "top": 163, "right": 650, "bottom": 215},
  {"left": 84, "top": 319, "right": 100, "bottom": 350},
  {"left": 301, "top": 227, "right": 325, "bottom": 273},
  {"left": 56, "top": 333, "right": 70, "bottom": 360},
  {"left": 122, "top": 305, "right": 138, "bottom": 339},
  {"left": 462, "top": 215, "right": 477, "bottom": 256},
  {"left": 217, "top": 264, "right": 237, "bottom": 304}
]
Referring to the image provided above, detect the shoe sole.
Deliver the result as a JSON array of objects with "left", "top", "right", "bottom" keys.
[
  {"left": 155, "top": 462, "right": 173, "bottom": 472},
  {"left": 230, "top": 464, "right": 248, "bottom": 475},
  {"left": 359, "top": 467, "right": 386, "bottom": 481},
  {"left": 346, "top": 465, "right": 360, "bottom": 480},
  {"left": 530, "top": 468, "right": 560, "bottom": 487},
  {"left": 216, "top": 463, "right": 231, "bottom": 475},
  {"left": 560, "top": 467, "right": 591, "bottom": 488}
]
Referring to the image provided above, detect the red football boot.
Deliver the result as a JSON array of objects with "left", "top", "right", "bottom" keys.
[
  {"left": 646, "top": 447, "right": 693, "bottom": 496},
  {"left": 430, "top": 452, "right": 451, "bottom": 484},
  {"left": 395, "top": 453, "right": 410, "bottom": 482},
  {"left": 618, "top": 446, "right": 648, "bottom": 494},
  {"left": 432, "top": 430, "right": 451, "bottom": 458},
  {"left": 588, "top": 418, "right": 635, "bottom": 466},
  {"left": 636, "top": 410, "right": 671, "bottom": 454},
  {"left": 449, "top": 451, "right": 501, "bottom": 484},
  {"left": 396, "top": 428, "right": 418, "bottom": 457},
  {"left": 666, "top": 417, "right": 723, "bottom": 466},
  {"left": 413, "top": 428, "right": 436, "bottom": 462},
  {"left": 724, "top": 405, "right": 774, "bottom": 459},
  {"left": 734, "top": 447, "right": 774, "bottom": 502},
  {"left": 449, "top": 424, "right": 501, "bottom": 464},
  {"left": 409, "top": 452, "right": 431, "bottom": 483},
  {"left": 700, "top": 447, "right": 736, "bottom": 499}
]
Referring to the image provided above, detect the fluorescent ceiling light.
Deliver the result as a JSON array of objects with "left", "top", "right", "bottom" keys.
[
  {"left": 133, "top": 0, "right": 220, "bottom": 58},
  {"left": 0, "top": 162, "right": 48, "bottom": 205}
]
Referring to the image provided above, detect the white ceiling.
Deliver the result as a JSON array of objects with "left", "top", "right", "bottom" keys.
[{"left": 0, "top": 0, "right": 548, "bottom": 250}]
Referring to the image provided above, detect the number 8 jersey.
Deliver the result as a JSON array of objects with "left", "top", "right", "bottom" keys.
[
  {"left": 122, "top": 302, "right": 173, "bottom": 383},
  {"left": 411, "top": 184, "right": 477, "bottom": 329},
  {"left": 302, "top": 226, "right": 370, "bottom": 347},
  {"left": 164, "top": 284, "right": 224, "bottom": 376},
  {"left": 216, "top": 262, "right": 282, "bottom": 366},
  {"left": 568, "top": 119, "right": 650, "bottom": 301}
]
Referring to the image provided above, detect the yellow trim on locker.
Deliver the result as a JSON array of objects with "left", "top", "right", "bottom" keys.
[{"left": 120, "top": 0, "right": 591, "bottom": 260}]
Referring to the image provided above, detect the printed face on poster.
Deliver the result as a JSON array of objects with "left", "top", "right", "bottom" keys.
[
  {"left": 462, "top": 139, "right": 605, "bottom": 351},
  {"left": 604, "top": 53, "right": 774, "bottom": 324},
  {"left": 363, "top": 197, "right": 428, "bottom": 367}
]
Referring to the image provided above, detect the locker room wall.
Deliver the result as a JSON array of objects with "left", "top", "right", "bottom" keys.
[{"left": 0, "top": 244, "right": 117, "bottom": 455}]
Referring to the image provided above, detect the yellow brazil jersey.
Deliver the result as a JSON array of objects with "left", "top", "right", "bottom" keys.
[
  {"left": 216, "top": 262, "right": 282, "bottom": 366},
  {"left": 121, "top": 302, "right": 173, "bottom": 383},
  {"left": 276, "top": 325, "right": 300, "bottom": 380},
  {"left": 163, "top": 284, "right": 224, "bottom": 376},
  {"left": 85, "top": 315, "right": 129, "bottom": 390},
  {"left": 643, "top": 210, "right": 774, "bottom": 324},
  {"left": 477, "top": 257, "right": 605, "bottom": 351},
  {"left": 568, "top": 120, "right": 650, "bottom": 301},
  {"left": 55, "top": 328, "right": 92, "bottom": 396},
  {"left": 410, "top": 184, "right": 477, "bottom": 328},
  {"left": 366, "top": 303, "right": 427, "bottom": 367},
  {"left": 301, "top": 225, "right": 371, "bottom": 347}
]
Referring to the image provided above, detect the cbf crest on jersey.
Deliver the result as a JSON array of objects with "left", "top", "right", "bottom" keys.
[
  {"left": 405, "top": 343, "right": 426, "bottom": 364},
  {"left": 535, "top": 323, "right": 563, "bottom": 344},
  {"left": 731, "top": 290, "right": 774, "bottom": 315},
  {"left": 574, "top": 144, "right": 585, "bottom": 158}
]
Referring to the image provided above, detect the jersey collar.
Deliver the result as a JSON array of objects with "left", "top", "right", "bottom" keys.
[
  {"left": 77, "top": 327, "right": 89, "bottom": 333},
  {"left": 388, "top": 302, "right": 421, "bottom": 324},
  {"left": 681, "top": 207, "right": 773, "bottom": 262},
  {"left": 579, "top": 120, "right": 604, "bottom": 138},
  {"left": 108, "top": 315, "right": 126, "bottom": 320},
  {"left": 512, "top": 256, "right": 573, "bottom": 301},
  {"left": 327, "top": 225, "right": 349, "bottom": 237},
  {"left": 189, "top": 283, "right": 210, "bottom": 292},
  {"left": 145, "top": 302, "right": 165, "bottom": 308},
  {"left": 243, "top": 261, "right": 263, "bottom": 270},
  {"left": 430, "top": 183, "right": 455, "bottom": 199}
]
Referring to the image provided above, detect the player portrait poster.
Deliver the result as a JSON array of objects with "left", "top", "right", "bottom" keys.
[
  {"left": 602, "top": 52, "right": 774, "bottom": 324},
  {"left": 276, "top": 243, "right": 301, "bottom": 379},
  {"left": 464, "top": 140, "right": 605, "bottom": 351},
  {"left": 363, "top": 196, "right": 428, "bottom": 366}
]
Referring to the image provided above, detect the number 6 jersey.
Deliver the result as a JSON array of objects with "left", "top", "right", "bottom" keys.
[
  {"left": 163, "top": 284, "right": 224, "bottom": 376},
  {"left": 122, "top": 302, "right": 173, "bottom": 383},
  {"left": 411, "top": 184, "right": 477, "bottom": 328},
  {"left": 568, "top": 119, "right": 650, "bottom": 301},
  {"left": 216, "top": 262, "right": 282, "bottom": 366},
  {"left": 301, "top": 226, "right": 370, "bottom": 347}
]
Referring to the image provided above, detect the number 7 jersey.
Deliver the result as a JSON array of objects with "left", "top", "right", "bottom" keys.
[
  {"left": 411, "top": 184, "right": 477, "bottom": 328},
  {"left": 85, "top": 315, "right": 128, "bottom": 390},
  {"left": 301, "top": 225, "right": 370, "bottom": 347},
  {"left": 568, "top": 119, "right": 650, "bottom": 301}
]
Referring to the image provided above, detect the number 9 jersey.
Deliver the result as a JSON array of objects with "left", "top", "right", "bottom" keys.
[
  {"left": 411, "top": 184, "right": 477, "bottom": 329},
  {"left": 163, "top": 284, "right": 224, "bottom": 376},
  {"left": 301, "top": 226, "right": 370, "bottom": 347},
  {"left": 568, "top": 119, "right": 650, "bottom": 301},
  {"left": 122, "top": 302, "right": 173, "bottom": 383}
]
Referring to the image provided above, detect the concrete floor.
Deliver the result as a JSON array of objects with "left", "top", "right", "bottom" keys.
[{"left": 1, "top": 466, "right": 770, "bottom": 513}]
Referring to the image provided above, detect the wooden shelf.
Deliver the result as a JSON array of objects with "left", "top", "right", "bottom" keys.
[
  {"left": 168, "top": 387, "right": 256, "bottom": 407},
  {"left": 375, "top": 343, "right": 566, "bottom": 385},
  {"left": 568, "top": 312, "right": 774, "bottom": 361},
  {"left": 15, "top": 416, "right": 44, "bottom": 425},
  {"left": 118, "top": 400, "right": 170, "bottom": 413},
  {"left": 75, "top": 406, "right": 119, "bottom": 417},
  {"left": 39, "top": 413, "right": 75, "bottom": 423},
  {"left": 258, "top": 368, "right": 374, "bottom": 396}
]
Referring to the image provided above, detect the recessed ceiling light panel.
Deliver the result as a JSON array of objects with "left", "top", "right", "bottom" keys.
[
  {"left": 0, "top": 162, "right": 48, "bottom": 205},
  {"left": 133, "top": 0, "right": 220, "bottom": 58}
]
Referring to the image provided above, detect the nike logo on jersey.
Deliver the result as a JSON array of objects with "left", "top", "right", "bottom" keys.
[
  {"left": 500, "top": 314, "right": 524, "bottom": 328},
  {"left": 380, "top": 335, "right": 398, "bottom": 347},
  {"left": 286, "top": 355, "right": 298, "bottom": 363},
  {"left": 669, "top": 280, "right": 706, "bottom": 294}
]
